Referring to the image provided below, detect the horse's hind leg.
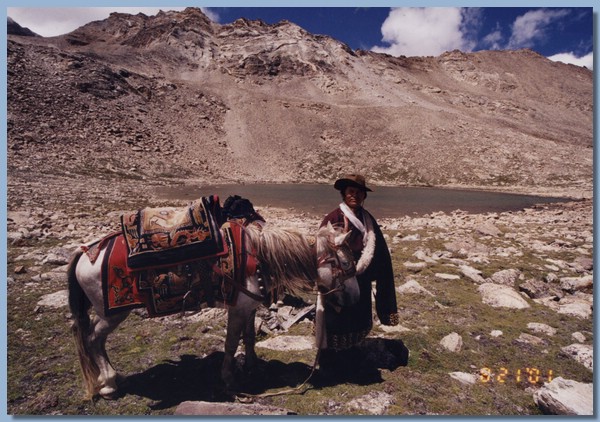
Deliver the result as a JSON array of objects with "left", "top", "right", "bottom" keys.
[{"left": 88, "top": 312, "right": 130, "bottom": 399}]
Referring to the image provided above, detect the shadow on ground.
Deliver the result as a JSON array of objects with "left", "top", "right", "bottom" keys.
[
  {"left": 311, "top": 338, "right": 409, "bottom": 387},
  {"left": 116, "top": 352, "right": 313, "bottom": 409},
  {"left": 115, "top": 338, "right": 409, "bottom": 409}
]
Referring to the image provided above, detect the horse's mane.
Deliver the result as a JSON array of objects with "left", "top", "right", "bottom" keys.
[{"left": 244, "top": 224, "right": 320, "bottom": 295}]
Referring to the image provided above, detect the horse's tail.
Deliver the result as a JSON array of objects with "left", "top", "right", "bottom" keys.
[{"left": 67, "top": 248, "right": 100, "bottom": 399}]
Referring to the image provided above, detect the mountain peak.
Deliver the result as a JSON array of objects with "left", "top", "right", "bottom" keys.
[{"left": 7, "top": 17, "right": 40, "bottom": 37}]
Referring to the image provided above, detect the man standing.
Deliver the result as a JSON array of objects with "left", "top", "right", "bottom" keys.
[{"left": 319, "top": 174, "right": 399, "bottom": 366}]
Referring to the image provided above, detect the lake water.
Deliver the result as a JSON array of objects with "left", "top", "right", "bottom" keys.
[{"left": 156, "top": 184, "right": 572, "bottom": 219}]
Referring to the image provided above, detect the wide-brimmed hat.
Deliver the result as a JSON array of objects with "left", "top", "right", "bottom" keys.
[{"left": 334, "top": 174, "right": 373, "bottom": 192}]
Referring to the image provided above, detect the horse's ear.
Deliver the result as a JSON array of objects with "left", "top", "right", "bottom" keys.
[{"left": 335, "top": 230, "right": 351, "bottom": 246}]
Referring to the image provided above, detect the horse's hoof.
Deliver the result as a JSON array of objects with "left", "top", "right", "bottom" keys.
[{"left": 99, "top": 386, "right": 118, "bottom": 400}]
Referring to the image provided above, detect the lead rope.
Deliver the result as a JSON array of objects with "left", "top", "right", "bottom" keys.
[{"left": 234, "top": 291, "right": 325, "bottom": 401}]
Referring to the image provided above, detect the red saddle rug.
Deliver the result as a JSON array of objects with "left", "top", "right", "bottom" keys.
[
  {"left": 90, "top": 225, "right": 251, "bottom": 317},
  {"left": 98, "top": 234, "right": 146, "bottom": 315}
]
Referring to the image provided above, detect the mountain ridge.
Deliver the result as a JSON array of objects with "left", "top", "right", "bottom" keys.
[{"left": 7, "top": 8, "right": 592, "bottom": 196}]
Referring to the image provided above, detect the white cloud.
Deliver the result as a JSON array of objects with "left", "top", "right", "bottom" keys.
[
  {"left": 482, "top": 30, "right": 503, "bottom": 50},
  {"left": 7, "top": 7, "right": 217, "bottom": 37},
  {"left": 548, "top": 52, "right": 593, "bottom": 70},
  {"left": 371, "top": 7, "right": 476, "bottom": 57},
  {"left": 507, "top": 8, "right": 570, "bottom": 49}
]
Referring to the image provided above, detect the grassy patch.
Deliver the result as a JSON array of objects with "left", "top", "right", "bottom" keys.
[{"left": 7, "top": 217, "right": 593, "bottom": 415}]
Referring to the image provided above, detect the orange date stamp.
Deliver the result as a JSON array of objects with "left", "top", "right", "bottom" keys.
[{"left": 479, "top": 367, "right": 554, "bottom": 384}]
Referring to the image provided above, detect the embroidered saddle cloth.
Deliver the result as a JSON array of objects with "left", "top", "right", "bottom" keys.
[
  {"left": 81, "top": 201, "right": 257, "bottom": 317},
  {"left": 91, "top": 232, "right": 238, "bottom": 317},
  {"left": 120, "top": 195, "right": 227, "bottom": 270}
]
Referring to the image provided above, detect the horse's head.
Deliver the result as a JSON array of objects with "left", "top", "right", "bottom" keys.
[{"left": 315, "top": 222, "right": 360, "bottom": 309}]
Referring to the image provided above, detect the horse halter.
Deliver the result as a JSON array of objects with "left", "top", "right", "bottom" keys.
[{"left": 316, "top": 240, "right": 357, "bottom": 296}]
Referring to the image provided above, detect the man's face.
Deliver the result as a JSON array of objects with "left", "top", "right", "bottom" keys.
[{"left": 343, "top": 186, "right": 366, "bottom": 210}]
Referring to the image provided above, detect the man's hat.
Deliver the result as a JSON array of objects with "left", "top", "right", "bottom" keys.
[{"left": 334, "top": 174, "right": 373, "bottom": 192}]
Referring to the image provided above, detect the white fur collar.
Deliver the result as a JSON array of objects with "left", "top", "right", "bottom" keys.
[
  {"left": 355, "top": 212, "right": 376, "bottom": 275},
  {"left": 339, "top": 204, "right": 376, "bottom": 275}
]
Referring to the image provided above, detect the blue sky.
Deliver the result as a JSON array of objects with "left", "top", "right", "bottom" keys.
[{"left": 6, "top": 6, "right": 594, "bottom": 69}]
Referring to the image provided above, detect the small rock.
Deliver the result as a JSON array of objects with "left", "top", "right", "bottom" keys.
[
  {"left": 527, "top": 322, "right": 557, "bottom": 336},
  {"left": 400, "top": 234, "right": 421, "bottom": 241},
  {"left": 435, "top": 273, "right": 460, "bottom": 280},
  {"left": 449, "top": 371, "right": 478, "bottom": 385},
  {"left": 255, "top": 335, "right": 315, "bottom": 351},
  {"left": 37, "top": 290, "right": 69, "bottom": 309},
  {"left": 403, "top": 261, "right": 427, "bottom": 272},
  {"left": 516, "top": 333, "right": 545, "bottom": 345},
  {"left": 440, "top": 332, "right": 463, "bottom": 352},
  {"left": 396, "top": 279, "right": 433, "bottom": 296}
]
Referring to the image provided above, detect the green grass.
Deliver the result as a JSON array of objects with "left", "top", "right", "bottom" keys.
[{"left": 6, "top": 216, "right": 593, "bottom": 415}]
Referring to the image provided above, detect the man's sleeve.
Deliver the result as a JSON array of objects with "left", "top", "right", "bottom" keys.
[{"left": 373, "top": 220, "right": 399, "bottom": 326}]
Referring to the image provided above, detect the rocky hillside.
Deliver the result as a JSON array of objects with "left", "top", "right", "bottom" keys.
[
  {"left": 5, "top": 8, "right": 594, "bottom": 416},
  {"left": 7, "top": 7, "right": 592, "bottom": 196}
]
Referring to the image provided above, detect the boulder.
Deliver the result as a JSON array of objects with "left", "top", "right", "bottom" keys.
[
  {"left": 174, "top": 401, "right": 295, "bottom": 415},
  {"left": 519, "top": 278, "right": 563, "bottom": 300},
  {"left": 561, "top": 344, "right": 593, "bottom": 372},
  {"left": 475, "top": 222, "right": 503, "bottom": 237},
  {"left": 559, "top": 275, "right": 593, "bottom": 293},
  {"left": 460, "top": 265, "right": 486, "bottom": 284},
  {"left": 533, "top": 377, "right": 593, "bottom": 415},
  {"left": 478, "top": 283, "right": 530, "bottom": 309},
  {"left": 488, "top": 268, "right": 521, "bottom": 286},
  {"left": 346, "top": 391, "right": 395, "bottom": 415}
]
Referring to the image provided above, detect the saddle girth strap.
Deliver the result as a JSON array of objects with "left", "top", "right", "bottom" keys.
[{"left": 216, "top": 219, "right": 265, "bottom": 304}]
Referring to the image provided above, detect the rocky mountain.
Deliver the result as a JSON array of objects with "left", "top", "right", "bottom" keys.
[
  {"left": 6, "top": 8, "right": 594, "bottom": 416},
  {"left": 7, "top": 17, "right": 39, "bottom": 37},
  {"left": 7, "top": 7, "right": 593, "bottom": 196}
]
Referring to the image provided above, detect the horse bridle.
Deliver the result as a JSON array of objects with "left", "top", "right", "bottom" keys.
[{"left": 316, "top": 240, "right": 357, "bottom": 297}]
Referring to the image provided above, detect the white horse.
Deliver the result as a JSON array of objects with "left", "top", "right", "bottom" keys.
[{"left": 67, "top": 221, "right": 359, "bottom": 399}]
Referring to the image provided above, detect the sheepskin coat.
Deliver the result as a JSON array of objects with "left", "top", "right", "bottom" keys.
[{"left": 320, "top": 206, "right": 399, "bottom": 350}]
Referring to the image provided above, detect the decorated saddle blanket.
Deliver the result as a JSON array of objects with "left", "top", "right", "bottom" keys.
[
  {"left": 120, "top": 195, "right": 227, "bottom": 270},
  {"left": 89, "top": 224, "right": 254, "bottom": 317}
]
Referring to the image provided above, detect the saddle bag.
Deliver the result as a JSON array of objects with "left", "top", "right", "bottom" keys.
[{"left": 120, "top": 195, "right": 227, "bottom": 270}]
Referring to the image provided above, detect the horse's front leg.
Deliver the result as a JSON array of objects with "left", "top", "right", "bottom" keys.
[
  {"left": 243, "top": 308, "right": 258, "bottom": 371},
  {"left": 222, "top": 307, "right": 246, "bottom": 390}
]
